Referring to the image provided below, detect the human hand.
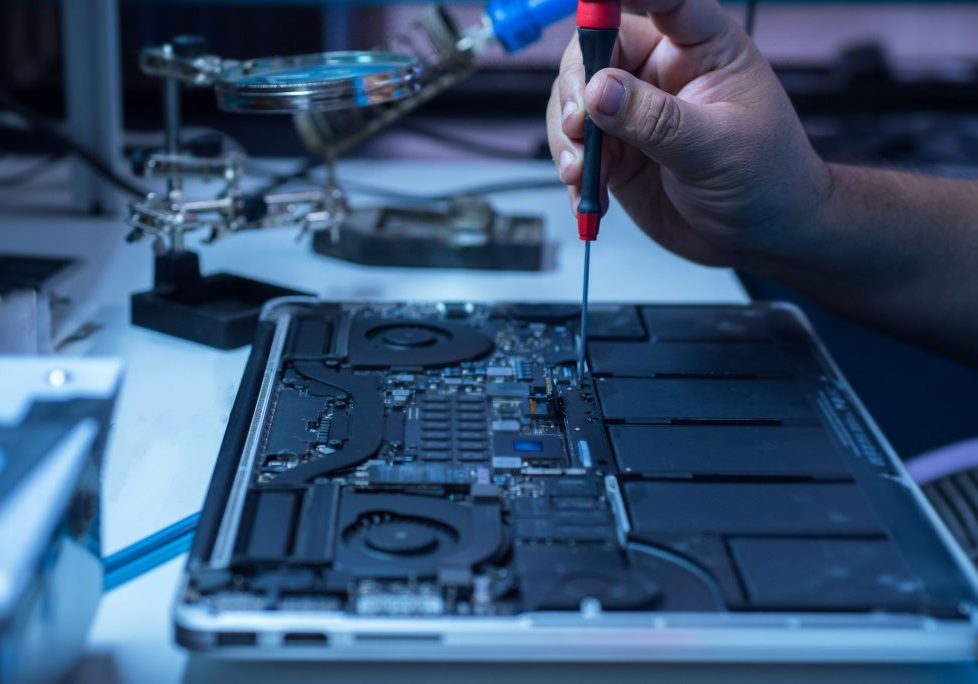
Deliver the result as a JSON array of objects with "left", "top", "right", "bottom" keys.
[{"left": 547, "top": 0, "right": 832, "bottom": 267}]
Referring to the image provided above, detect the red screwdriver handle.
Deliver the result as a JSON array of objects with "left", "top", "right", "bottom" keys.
[
  {"left": 576, "top": 1, "right": 620, "bottom": 241},
  {"left": 577, "top": 0, "right": 621, "bottom": 30}
]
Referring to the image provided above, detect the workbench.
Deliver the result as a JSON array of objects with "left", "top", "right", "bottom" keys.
[{"left": 2, "top": 157, "right": 976, "bottom": 683}]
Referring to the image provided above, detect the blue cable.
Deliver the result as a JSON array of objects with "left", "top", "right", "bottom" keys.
[{"left": 102, "top": 512, "right": 200, "bottom": 592}]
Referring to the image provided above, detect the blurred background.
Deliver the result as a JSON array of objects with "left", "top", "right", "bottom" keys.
[
  {"left": 7, "top": 2, "right": 978, "bottom": 156},
  {"left": 3, "top": 0, "right": 978, "bottom": 459}
]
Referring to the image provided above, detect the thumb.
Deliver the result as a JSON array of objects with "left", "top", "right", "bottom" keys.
[{"left": 584, "top": 68, "right": 714, "bottom": 174}]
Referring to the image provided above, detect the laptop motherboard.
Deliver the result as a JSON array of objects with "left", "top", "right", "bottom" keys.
[{"left": 182, "top": 301, "right": 977, "bottom": 626}]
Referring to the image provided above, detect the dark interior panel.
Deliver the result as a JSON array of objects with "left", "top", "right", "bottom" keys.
[
  {"left": 286, "top": 315, "right": 334, "bottom": 356},
  {"left": 588, "top": 341, "right": 791, "bottom": 377},
  {"left": 608, "top": 424, "right": 850, "bottom": 478},
  {"left": 596, "top": 377, "right": 817, "bottom": 422},
  {"left": 241, "top": 490, "right": 298, "bottom": 560},
  {"left": 587, "top": 305, "right": 647, "bottom": 340},
  {"left": 729, "top": 538, "right": 923, "bottom": 610},
  {"left": 641, "top": 306, "right": 773, "bottom": 341},
  {"left": 623, "top": 481, "right": 884, "bottom": 537}
]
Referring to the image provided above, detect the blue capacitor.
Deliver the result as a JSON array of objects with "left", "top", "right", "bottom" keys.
[{"left": 487, "top": 0, "right": 577, "bottom": 53}]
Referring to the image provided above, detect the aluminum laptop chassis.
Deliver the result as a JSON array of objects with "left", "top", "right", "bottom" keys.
[{"left": 175, "top": 298, "right": 978, "bottom": 662}]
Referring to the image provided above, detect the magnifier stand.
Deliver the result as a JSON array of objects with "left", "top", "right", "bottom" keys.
[
  {"left": 126, "top": 35, "right": 316, "bottom": 349},
  {"left": 124, "top": 25, "right": 542, "bottom": 349}
]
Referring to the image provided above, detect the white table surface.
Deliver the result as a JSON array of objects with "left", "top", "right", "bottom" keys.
[{"left": 3, "top": 157, "right": 976, "bottom": 683}]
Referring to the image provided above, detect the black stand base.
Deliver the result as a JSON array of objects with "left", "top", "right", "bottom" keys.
[
  {"left": 130, "top": 251, "right": 309, "bottom": 349},
  {"left": 311, "top": 206, "right": 544, "bottom": 271}
]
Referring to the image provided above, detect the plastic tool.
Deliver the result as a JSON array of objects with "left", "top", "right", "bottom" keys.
[
  {"left": 575, "top": 0, "right": 620, "bottom": 379},
  {"left": 488, "top": 0, "right": 578, "bottom": 52}
]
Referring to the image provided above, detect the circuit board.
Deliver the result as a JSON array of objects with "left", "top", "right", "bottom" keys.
[{"left": 181, "top": 301, "right": 978, "bottom": 627}]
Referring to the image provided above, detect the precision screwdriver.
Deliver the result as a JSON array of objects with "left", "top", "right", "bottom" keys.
[{"left": 575, "top": 0, "right": 620, "bottom": 381}]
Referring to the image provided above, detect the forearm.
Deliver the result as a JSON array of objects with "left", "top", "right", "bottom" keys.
[{"left": 746, "top": 164, "right": 978, "bottom": 364}]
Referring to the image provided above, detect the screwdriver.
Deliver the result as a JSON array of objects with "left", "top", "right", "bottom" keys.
[{"left": 575, "top": 0, "right": 620, "bottom": 381}]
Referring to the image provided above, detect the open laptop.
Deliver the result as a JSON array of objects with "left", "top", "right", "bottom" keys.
[{"left": 174, "top": 297, "right": 978, "bottom": 661}]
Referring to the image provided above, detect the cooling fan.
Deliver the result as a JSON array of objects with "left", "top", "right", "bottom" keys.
[
  {"left": 345, "top": 512, "right": 459, "bottom": 559},
  {"left": 334, "top": 493, "right": 507, "bottom": 578},
  {"left": 347, "top": 318, "right": 493, "bottom": 368}
]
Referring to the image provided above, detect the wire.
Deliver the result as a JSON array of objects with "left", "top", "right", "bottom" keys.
[
  {"left": 252, "top": 156, "right": 563, "bottom": 203},
  {"left": 246, "top": 121, "right": 542, "bottom": 191},
  {"left": 0, "top": 152, "right": 66, "bottom": 189},
  {"left": 341, "top": 176, "right": 564, "bottom": 203},
  {"left": 629, "top": 541, "right": 727, "bottom": 610},
  {"left": 907, "top": 438, "right": 978, "bottom": 485},
  {"left": 398, "top": 120, "right": 541, "bottom": 161},
  {"left": 0, "top": 90, "right": 148, "bottom": 198},
  {"left": 123, "top": 126, "right": 245, "bottom": 155},
  {"left": 244, "top": 159, "right": 296, "bottom": 179},
  {"left": 242, "top": 117, "right": 547, "bottom": 191},
  {"left": 744, "top": 0, "right": 758, "bottom": 38},
  {"left": 254, "top": 157, "right": 323, "bottom": 195},
  {"left": 102, "top": 511, "right": 200, "bottom": 591}
]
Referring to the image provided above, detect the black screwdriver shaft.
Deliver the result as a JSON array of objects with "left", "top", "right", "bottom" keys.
[
  {"left": 576, "top": 27, "right": 617, "bottom": 382},
  {"left": 577, "top": 28, "right": 617, "bottom": 221}
]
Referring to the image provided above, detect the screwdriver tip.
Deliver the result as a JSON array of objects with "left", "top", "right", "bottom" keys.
[{"left": 578, "top": 240, "right": 592, "bottom": 383}]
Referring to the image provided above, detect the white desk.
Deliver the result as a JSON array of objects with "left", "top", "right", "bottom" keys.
[{"left": 4, "top": 157, "right": 975, "bottom": 683}]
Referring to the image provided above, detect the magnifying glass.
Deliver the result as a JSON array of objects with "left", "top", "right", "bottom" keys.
[{"left": 215, "top": 51, "right": 421, "bottom": 114}]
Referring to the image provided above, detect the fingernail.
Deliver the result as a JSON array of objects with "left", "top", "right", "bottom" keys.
[
  {"left": 558, "top": 149, "right": 576, "bottom": 179},
  {"left": 562, "top": 99, "right": 579, "bottom": 122},
  {"left": 596, "top": 76, "right": 626, "bottom": 116}
]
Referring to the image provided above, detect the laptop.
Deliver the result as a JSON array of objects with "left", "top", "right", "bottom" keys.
[{"left": 174, "top": 297, "right": 978, "bottom": 661}]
